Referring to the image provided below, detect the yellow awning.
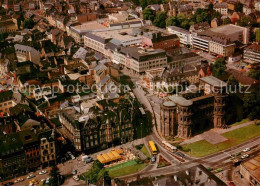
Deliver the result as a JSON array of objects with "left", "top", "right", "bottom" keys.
[
  {"left": 97, "top": 154, "right": 106, "bottom": 164},
  {"left": 111, "top": 151, "right": 120, "bottom": 159},
  {"left": 102, "top": 154, "right": 111, "bottom": 162},
  {"left": 107, "top": 152, "right": 116, "bottom": 160},
  {"left": 97, "top": 150, "right": 122, "bottom": 164},
  {"left": 114, "top": 149, "right": 123, "bottom": 154}
]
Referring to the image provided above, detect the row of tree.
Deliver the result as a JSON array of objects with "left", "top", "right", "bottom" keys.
[
  {"left": 211, "top": 57, "right": 260, "bottom": 121},
  {"left": 143, "top": 5, "right": 223, "bottom": 29}
]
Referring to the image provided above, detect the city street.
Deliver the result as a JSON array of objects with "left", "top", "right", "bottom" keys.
[{"left": 1, "top": 168, "right": 51, "bottom": 186}]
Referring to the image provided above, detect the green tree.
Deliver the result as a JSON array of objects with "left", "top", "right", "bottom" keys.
[
  {"left": 234, "top": 2, "right": 243, "bottom": 13},
  {"left": 49, "top": 166, "right": 60, "bottom": 186},
  {"left": 248, "top": 69, "right": 260, "bottom": 80},
  {"left": 0, "top": 32, "right": 8, "bottom": 41},
  {"left": 147, "top": 0, "right": 157, "bottom": 5},
  {"left": 212, "top": 58, "right": 227, "bottom": 78},
  {"left": 84, "top": 161, "right": 105, "bottom": 184},
  {"left": 139, "top": 0, "right": 147, "bottom": 9},
  {"left": 223, "top": 18, "right": 232, "bottom": 25},
  {"left": 23, "top": 18, "right": 34, "bottom": 29},
  {"left": 17, "top": 12, "right": 24, "bottom": 30},
  {"left": 131, "top": 0, "right": 139, "bottom": 5},
  {"left": 142, "top": 8, "right": 155, "bottom": 21},
  {"left": 212, "top": 11, "right": 222, "bottom": 20},
  {"left": 180, "top": 19, "right": 190, "bottom": 30},
  {"left": 193, "top": 8, "right": 208, "bottom": 23},
  {"left": 166, "top": 16, "right": 179, "bottom": 27},
  {"left": 153, "top": 11, "right": 167, "bottom": 28},
  {"left": 208, "top": 3, "right": 214, "bottom": 11},
  {"left": 227, "top": 75, "right": 239, "bottom": 93},
  {"left": 237, "top": 16, "right": 256, "bottom": 27},
  {"left": 99, "top": 4, "right": 105, "bottom": 10},
  {"left": 243, "top": 91, "right": 260, "bottom": 120}
]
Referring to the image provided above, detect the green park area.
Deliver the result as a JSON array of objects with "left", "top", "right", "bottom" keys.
[
  {"left": 82, "top": 159, "right": 147, "bottom": 184},
  {"left": 181, "top": 122, "right": 260, "bottom": 157},
  {"left": 107, "top": 160, "right": 147, "bottom": 178},
  {"left": 140, "top": 145, "right": 151, "bottom": 158}
]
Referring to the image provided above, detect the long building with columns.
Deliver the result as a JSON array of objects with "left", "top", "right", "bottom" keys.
[{"left": 160, "top": 76, "right": 227, "bottom": 139}]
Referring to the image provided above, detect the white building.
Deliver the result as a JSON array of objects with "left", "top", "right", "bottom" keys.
[
  {"left": 192, "top": 35, "right": 210, "bottom": 52},
  {"left": 33, "top": 87, "right": 52, "bottom": 101},
  {"left": 14, "top": 44, "right": 41, "bottom": 64},
  {"left": 84, "top": 28, "right": 143, "bottom": 54},
  {"left": 167, "top": 26, "right": 192, "bottom": 46},
  {"left": 113, "top": 47, "right": 167, "bottom": 73},
  {"left": 214, "top": 2, "right": 228, "bottom": 15}
]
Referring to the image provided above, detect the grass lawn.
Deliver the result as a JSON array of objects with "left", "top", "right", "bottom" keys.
[
  {"left": 106, "top": 160, "right": 147, "bottom": 178},
  {"left": 231, "top": 118, "right": 250, "bottom": 126},
  {"left": 140, "top": 145, "right": 150, "bottom": 158},
  {"left": 181, "top": 124, "right": 260, "bottom": 157}
]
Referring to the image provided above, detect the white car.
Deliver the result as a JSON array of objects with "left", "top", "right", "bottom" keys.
[
  {"left": 242, "top": 154, "right": 249, "bottom": 159},
  {"left": 46, "top": 177, "right": 51, "bottom": 184},
  {"left": 243, "top": 148, "right": 250, "bottom": 152},
  {"left": 27, "top": 174, "right": 35, "bottom": 179},
  {"left": 15, "top": 178, "right": 24, "bottom": 183},
  {"left": 73, "top": 175, "right": 80, "bottom": 181},
  {"left": 39, "top": 170, "right": 47, "bottom": 175},
  {"left": 41, "top": 179, "right": 46, "bottom": 183},
  {"left": 71, "top": 155, "right": 76, "bottom": 160}
]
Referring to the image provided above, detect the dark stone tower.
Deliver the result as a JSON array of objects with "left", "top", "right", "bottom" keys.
[
  {"left": 177, "top": 104, "right": 193, "bottom": 139},
  {"left": 213, "top": 86, "right": 227, "bottom": 128}
]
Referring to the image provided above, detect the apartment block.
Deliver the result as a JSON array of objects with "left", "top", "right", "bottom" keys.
[
  {"left": 167, "top": 26, "right": 192, "bottom": 46},
  {"left": 113, "top": 47, "right": 167, "bottom": 73}
]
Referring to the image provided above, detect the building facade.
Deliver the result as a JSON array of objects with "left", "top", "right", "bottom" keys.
[
  {"left": 243, "top": 44, "right": 260, "bottom": 65},
  {"left": 38, "top": 130, "right": 56, "bottom": 167},
  {"left": 167, "top": 26, "right": 192, "bottom": 46},
  {"left": 160, "top": 76, "right": 227, "bottom": 139},
  {"left": 214, "top": 2, "right": 228, "bottom": 15},
  {"left": 59, "top": 98, "right": 135, "bottom": 153},
  {"left": 113, "top": 47, "right": 167, "bottom": 73}
]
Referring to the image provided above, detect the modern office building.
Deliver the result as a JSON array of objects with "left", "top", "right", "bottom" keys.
[{"left": 243, "top": 44, "right": 260, "bottom": 65}]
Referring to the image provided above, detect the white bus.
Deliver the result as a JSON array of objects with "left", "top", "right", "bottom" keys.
[{"left": 162, "top": 141, "right": 177, "bottom": 152}]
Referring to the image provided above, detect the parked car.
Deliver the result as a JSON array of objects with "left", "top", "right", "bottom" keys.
[
  {"left": 228, "top": 181, "right": 235, "bottom": 186},
  {"left": 241, "top": 154, "right": 249, "bottom": 159},
  {"left": 85, "top": 157, "right": 93, "bottom": 163},
  {"left": 68, "top": 151, "right": 76, "bottom": 159},
  {"left": 71, "top": 155, "right": 76, "bottom": 160},
  {"left": 73, "top": 175, "right": 80, "bottom": 181},
  {"left": 41, "top": 179, "right": 46, "bottom": 183},
  {"left": 72, "top": 169, "right": 77, "bottom": 175},
  {"left": 14, "top": 178, "right": 24, "bottom": 183},
  {"left": 39, "top": 170, "right": 47, "bottom": 175},
  {"left": 151, "top": 156, "right": 156, "bottom": 163},
  {"left": 46, "top": 177, "right": 51, "bottom": 184},
  {"left": 243, "top": 148, "right": 250, "bottom": 152},
  {"left": 175, "top": 152, "right": 185, "bottom": 158},
  {"left": 27, "top": 174, "right": 35, "bottom": 179},
  {"left": 4, "top": 182, "right": 14, "bottom": 186}
]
